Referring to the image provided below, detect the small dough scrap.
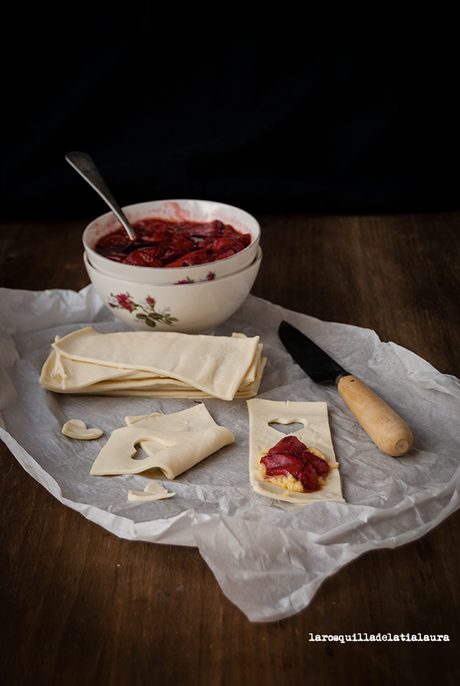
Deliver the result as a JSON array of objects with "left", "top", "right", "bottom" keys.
[
  {"left": 247, "top": 398, "right": 344, "bottom": 504},
  {"left": 62, "top": 419, "right": 103, "bottom": 440},
  {"left": 125, "top": 402, "right": 219, "bottom": 432},
  {"left": 90, "top": 404, "right": 234, "bottom": 478},
  {"left": 128, "top": 481, "right": 176, "bottom": 502}
]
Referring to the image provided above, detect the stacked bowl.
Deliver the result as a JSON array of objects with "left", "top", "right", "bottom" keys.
[{"left": 83, "top": 199, "right": 262, "bottom": 334}]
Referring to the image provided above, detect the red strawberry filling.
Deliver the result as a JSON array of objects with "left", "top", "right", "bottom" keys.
[
  {"left": 94, "top": 218, "right": 251, "bottom": 268},
  {"left": 260, "top": 435, "right": 329, "bottom": 493}
]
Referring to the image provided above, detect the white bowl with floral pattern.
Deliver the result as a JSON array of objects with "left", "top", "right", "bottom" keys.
[
  {"left": 83, "top": 199, "right": 260, "bottom": 285},
  {"left": 83, "top": 247, "right": 262, "bottom": 334}
]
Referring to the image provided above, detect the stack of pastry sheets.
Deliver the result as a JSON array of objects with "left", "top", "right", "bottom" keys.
[{"left": 39, "top": 327, "right": 266, "bottom": 401}]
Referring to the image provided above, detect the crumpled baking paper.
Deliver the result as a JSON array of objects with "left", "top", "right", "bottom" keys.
[{"left": 1, "top": 285, "right": 460, "bottom": 622}]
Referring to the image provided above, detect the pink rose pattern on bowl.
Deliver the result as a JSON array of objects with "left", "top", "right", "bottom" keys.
[{"left": 108, "top": 293, "right": 178, "bottom": 328}]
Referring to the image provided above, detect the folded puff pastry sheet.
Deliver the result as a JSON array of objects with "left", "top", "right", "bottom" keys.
[
  {"left": 247, "top": 399, "right": 344, "bottom": 504},
  {"left": 90, "top": 403, "right": 235, "bottom": 478},
  {"left": 39, "top": 327, "right": 266, "bottom": 401}
]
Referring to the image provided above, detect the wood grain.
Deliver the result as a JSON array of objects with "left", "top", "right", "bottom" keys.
[{"left": 1, "top": 211, "right": 459, "bottom": 686}]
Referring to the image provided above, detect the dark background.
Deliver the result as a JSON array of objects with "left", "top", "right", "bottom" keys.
[{"left": 2, "top": 8, "right": 458, "bottom": 218}]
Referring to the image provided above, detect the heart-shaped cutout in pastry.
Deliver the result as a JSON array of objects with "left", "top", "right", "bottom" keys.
[{"left": 268, "top": 421, "right": 305, "bottom": 435}]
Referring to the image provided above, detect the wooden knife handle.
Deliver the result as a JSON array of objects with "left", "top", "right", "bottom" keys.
[{"left": 336, "top": 375, "right": 413, "bottom": 456}]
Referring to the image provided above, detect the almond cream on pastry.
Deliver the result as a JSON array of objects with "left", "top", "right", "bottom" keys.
[
  {"left": 247, "top": 399, "right": 344, "bottom": 504},
  {"left": 258, "top": 437, "right": 334, "bottom": 493}
]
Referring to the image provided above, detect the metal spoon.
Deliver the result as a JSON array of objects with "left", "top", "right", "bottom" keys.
[{"left": 65, "top": 151, "right": 137, "bottom": 241}]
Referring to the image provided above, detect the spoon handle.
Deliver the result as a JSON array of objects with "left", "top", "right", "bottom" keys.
[{"left": 65, "top": 151, "right": 136, "bottom": 241}]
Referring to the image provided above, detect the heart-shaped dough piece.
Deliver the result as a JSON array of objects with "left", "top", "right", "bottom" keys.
[{"left": 62, "top": 419, "right": 103, "bottom": 440}]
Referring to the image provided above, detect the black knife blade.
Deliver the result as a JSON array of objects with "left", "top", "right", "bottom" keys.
[
  {"left": 279, "top": 320, "right": 349, "bottom": 384},
  {"left": 278, "top": 320, "right": 413, "bottom": 457}
]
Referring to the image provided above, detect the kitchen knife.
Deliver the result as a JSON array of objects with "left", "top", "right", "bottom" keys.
[{"left": 278, "top": 320, "right": 413, "bottom": 456}]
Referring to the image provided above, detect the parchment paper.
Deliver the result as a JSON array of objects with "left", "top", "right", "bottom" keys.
[{"left": 1, "top": 286, "right": 459, "bottom": 621}]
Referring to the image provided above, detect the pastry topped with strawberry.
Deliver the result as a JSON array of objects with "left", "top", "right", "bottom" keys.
[{"left": 259, "top": 435, "right": 332, "bottom": 493}]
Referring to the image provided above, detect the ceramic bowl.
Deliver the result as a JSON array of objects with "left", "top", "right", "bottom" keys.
[
  {"left": 82, "top": 199, "right": 260, "bottom": 285},
  {"left": 83, "top": 247, "right": 262, "bottom": 334}
]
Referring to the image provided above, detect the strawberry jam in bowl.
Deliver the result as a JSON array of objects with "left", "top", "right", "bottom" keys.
[{"left": 83, "top": 199, "right": 260, "bottom": 285}]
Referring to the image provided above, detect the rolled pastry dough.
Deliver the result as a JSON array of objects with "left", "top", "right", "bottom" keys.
[
  {"left": 90, "top": 403, "right": 235, "bottom": 478},
  {"left": 247, "top": 399, "right": 344, "bottom": 504},
  {"left": 39, "top": 328, "right": 265, "bottom": 401}
]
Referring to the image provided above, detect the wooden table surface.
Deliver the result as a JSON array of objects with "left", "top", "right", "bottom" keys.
[{"left": 1, "top": 211, "right": 459, "bottom": 685}]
